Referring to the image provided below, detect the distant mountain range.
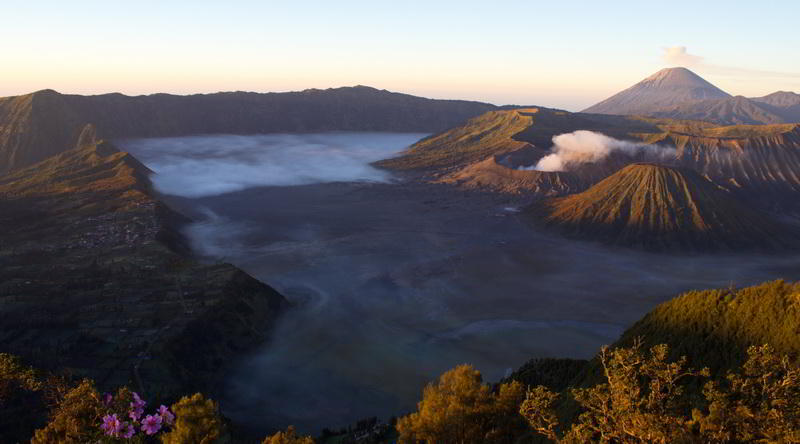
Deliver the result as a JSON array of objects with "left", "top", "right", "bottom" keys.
[
  {"left": 0, "top": 86, "right": 497, "bottom": 173},
  {"left": 582, "top": 67, "right": 800, "bottom": 125}
]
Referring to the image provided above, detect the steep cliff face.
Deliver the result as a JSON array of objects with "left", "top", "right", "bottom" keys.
[
  {"left": 0, "top": 139, "right": 288, "bottom": 399},
  {"left": 529, "top": 164, "right": 795, "bottom": 251},
  {"left": 0, "top": 87, "right": 496, "bottom": 173},
  {"left": 641, "top": 124, "right": 800, "bottom": 208}
]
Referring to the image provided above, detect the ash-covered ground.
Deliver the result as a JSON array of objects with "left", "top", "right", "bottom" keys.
[{"left": 122, "top": 133, "right": 800, "bottom": 435}]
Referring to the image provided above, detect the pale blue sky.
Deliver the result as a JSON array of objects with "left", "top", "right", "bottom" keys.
[{"left": 2, "top": 0, "right": 799, "bottom": 110}]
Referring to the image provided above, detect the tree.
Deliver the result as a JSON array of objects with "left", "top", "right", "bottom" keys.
[
  {"left": 0, "top": 353, "right": 42, "bottom": 403},
  {"left": 160, "top": 393, "right": 223, "bottom": 444},
  {"left": 694, "top": 344, "right": 800, "bottom": 442},
  {"left": 521, "top": 341, "right": 708, "bottom": 443},
  {"left": 521, "top": 342, "right": 800, "bottom": 443},
  {"left": 31, "top": 379, "right": 104, "bottom": 444},
  {"left": 396, "top": 364, "right": 526, "bottom": 443},
  {"left": 262, "top": 425, "right": 315, "bottom": 444}
]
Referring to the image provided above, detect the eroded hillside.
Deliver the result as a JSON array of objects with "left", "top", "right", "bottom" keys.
[{"left": 0, "top": 135, "right": 288, "bottom": 401}]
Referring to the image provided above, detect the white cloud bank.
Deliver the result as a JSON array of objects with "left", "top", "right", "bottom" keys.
[{"left": 120, "top": 132, "right": 426, "bottom": 197}]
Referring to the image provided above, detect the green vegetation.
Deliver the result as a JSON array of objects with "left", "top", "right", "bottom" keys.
[{"left": 612, "top": 279, "right": 800, "bottom": 372}]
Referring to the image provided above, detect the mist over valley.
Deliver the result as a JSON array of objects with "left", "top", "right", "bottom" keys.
[{"left": 124, "top": 132, "right": 800, "bottom": 434}]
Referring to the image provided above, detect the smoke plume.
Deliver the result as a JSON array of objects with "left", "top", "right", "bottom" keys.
[{"left": 521, "top": 130, "right": 675, "bottom": 172}]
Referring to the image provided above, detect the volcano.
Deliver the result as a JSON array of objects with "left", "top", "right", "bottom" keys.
[
  {"left": 529, "top": 163, "right": 795, "bottom": 251},
  {"left": 583, "top": 67, "right": 731, "bottom": 115}
]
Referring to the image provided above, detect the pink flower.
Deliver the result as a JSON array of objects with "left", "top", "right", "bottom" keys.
[
  {"left": 129, "top": 406, "right": 144, "bottom": 421},
  {"left": 102, "top": 392, "right": 113, "bottom": 406},
  {"left": 140, "top": 414, "right": 163, "bottom": 435},
  {"left": 131, "top": 391, "right": 146, "bottom": 409},
  {"left": 100, "top": 414, "right": 123, "bottom": 437},
  {"left": 122, "top": 422, "right": 136, "bottom": 439},
  {"left": 158, "top": 404, "right": 175, "bottom": 425}
]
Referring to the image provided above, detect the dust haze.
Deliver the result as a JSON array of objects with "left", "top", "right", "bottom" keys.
[{"left": 126, "top": 134, "right": 800, "bottom": 435}]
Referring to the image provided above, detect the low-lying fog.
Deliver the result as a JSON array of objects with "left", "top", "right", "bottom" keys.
[
  {"left": 121, "top": 133, "right": 800, "bottom": 435},
  {"left": 122, "top": 133, "right": 426, "bottom": 197}
]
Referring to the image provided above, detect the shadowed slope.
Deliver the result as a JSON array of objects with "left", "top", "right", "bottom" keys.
[
  {"left": 530, "top": 163, "right": 794, "bottom": 251},
  {"left": 648, "top": 95, "right": 788, "bottom": 125},
  {"left": 0, "top": 87, "right": 496, "bottom": 173},
  {"left": 0, "top": 138, "right": 288, "bottom": 401}
]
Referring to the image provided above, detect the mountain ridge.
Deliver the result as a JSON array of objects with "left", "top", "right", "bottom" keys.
[
  {"left": 0, "top": 86, "right": 498, "bottom": 173},
  {"left": 582, "top": 68, "right": 800, "bottom": 125}
]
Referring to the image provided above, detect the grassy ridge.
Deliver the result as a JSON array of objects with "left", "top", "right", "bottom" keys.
[{"left": 376, "top": 108, "right": 537, "bottom": 171}]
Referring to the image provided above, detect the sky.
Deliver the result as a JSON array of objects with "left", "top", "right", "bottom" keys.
[{"left": 2, "top": 0, "right": 800, "bottom": 110}]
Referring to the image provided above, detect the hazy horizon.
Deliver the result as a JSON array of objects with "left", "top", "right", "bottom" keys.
[{"left": 5, "top": 1, "right": 800, "bottom": 111}]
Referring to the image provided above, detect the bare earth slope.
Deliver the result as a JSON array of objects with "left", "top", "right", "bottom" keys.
[
  {"left": 529, "top": 163, "right": 795, "bottom": 251},
  {"left": 376, "top": 108, "right": 536, "bottom": 171},
  {"left": 643, "top": 124, "right": 800, "bottom": 208},
  {"left": 0, "top": 136, "right": 288, "bottom": 400}
]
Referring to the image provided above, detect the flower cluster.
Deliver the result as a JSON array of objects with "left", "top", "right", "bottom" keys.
[{"left": 99, "top": 391, "right": 174, "bottom": 440}]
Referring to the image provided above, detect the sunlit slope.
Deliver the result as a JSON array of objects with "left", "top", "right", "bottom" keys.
[
  {"left": 376, "top": 108, "right": 536, "bottom": 171},
  {"left": 529, "top": 163, "right": 795, "bottom": 251},
  {"left": 438, "top": 155, "right": 586, "bottom": 195},
  {"left": 641, "top": 124, "right": 800, "bottom": 207},
  {"left": 377, "top": 107, "right": 662, "bottom": 172},
  {"left": 614, "top": 279, "right": 800, "bottom": 372}
]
